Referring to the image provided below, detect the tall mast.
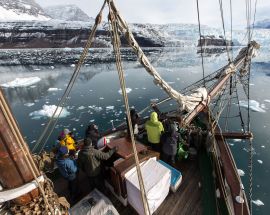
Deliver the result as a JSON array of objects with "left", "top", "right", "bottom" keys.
[{"left": 0, "top": 89, "right": 40, "bottom": 205}]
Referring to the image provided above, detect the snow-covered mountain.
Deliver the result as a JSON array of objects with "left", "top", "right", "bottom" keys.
[
  {"left": 0, "top": 0, "right": 50, "bottom": 21},
  {"left": 44, "top": 4, "right": 92, "bottom": 22},
  {"left": 255, "top": 19, "right": 270, "bottom": 29}
]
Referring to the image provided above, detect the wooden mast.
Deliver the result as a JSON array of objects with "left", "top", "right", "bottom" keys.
[{"left": 0, "top": 89, "right": 40, "bottom": 205}]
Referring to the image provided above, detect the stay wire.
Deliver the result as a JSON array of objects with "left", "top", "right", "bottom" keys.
[
  {"left": 196, "top": 0, "right": 206, "bottom": 86},
  {"left": 218, "top": 0, "right": 232, "bottom": 62}
]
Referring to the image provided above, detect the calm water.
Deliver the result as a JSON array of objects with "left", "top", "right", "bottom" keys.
[{"left": 0, "top": 45, "right": 269, "bottom": 214}]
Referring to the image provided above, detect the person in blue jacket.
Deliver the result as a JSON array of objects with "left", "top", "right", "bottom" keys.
[{"left": 56, "top": 146, "right": 78, "bottom": 201}]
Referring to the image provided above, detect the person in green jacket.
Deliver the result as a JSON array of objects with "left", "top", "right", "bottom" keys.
[
  {"left": 145, "top": 111, "right": 164, "bottom": 151},
  {"left": 77, "top": 138, "right": 117, "bottom": 191}
]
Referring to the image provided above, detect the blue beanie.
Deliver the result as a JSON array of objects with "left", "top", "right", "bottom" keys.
[{"left": 58, "top": 146, "right": 69, "bottom": 156}]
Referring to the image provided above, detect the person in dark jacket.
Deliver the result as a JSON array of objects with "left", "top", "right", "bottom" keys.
[
  {"left": 77, "top": 138, "right": 117, "bottom": 191},
  {"left": 126, "top": 109, "right": 140, "bottom": 138},
  {"left": 161, "top": 121, "right": 179, "bottom": 165},
  {"left": 85, "top": 124, "right": 100, "bottom": 148},
  {"left": 56, "top": 146, "right": 78, "bottom": 200}
]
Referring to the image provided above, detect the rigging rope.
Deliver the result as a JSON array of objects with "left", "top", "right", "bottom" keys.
[
  {"left": 218, "top": 0, "right": 232, "bottom": 62},
  {"left": 196, "top": 0, "right": 206, "bottom": 86},
  {"left": 32, "top": 1, "right": 106, "bottom": 153},
  {"left": 107, "top": 1, "right": 150, "bottom": 214},
  {"left": 229, "top": 0, "right": 233, "bottom": 59}
]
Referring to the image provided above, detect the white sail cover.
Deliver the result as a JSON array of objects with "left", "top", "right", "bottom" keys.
[
  {"left": 125, "top": 158, "right": 171, "bottom": 215},
  {"left": 181, "top": 87, "right": 208, "bottom": 112}
]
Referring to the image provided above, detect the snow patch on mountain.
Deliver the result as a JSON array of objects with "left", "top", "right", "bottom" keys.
[
  {"left": 0, "top": 0, "right": 50, "bottom": 21},
  {"left": 44, "top": 4, "right": 93, "bottom": 22}
]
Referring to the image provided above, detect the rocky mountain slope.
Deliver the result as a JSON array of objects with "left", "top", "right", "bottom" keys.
[{"left": 44, "top": 4, "right": 93, "bottom": 22}]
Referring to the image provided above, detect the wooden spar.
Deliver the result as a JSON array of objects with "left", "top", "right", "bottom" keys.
[
  {"left": 183, "top": 41, "right": 260, "bottom": 125},
  {"left": 0, "top": 89, "right": 40, "bottom": 205},
  {"left": 215, "top": 132, "right": 253, "bottom": 139}
]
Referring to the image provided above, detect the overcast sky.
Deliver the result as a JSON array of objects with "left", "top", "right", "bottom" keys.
[{"left": 36, "top": 0, "right": 269, "bottom": 28}]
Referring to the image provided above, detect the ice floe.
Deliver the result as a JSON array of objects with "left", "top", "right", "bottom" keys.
[
  {"left": 264, "top": 99, "right": 270, "bottom": 103},
  {"left": 99, "top": 97, "right": 104, "bottom": 100},
  {"left": 252, "top": 199, "right": 264, "bottom": 206},
  {"left": 237, "top": 169, "right": 245, "bottom": 177},
  {"left": 29, "top": 105, "right": 70, "bottom": 119},
  {"left": 88, "top": 105, "right": 103, "bottom": 112},
  {"left": 48, "top": 88, "right": 61, "bottom": 91},
  {"left": 118, "top": 88, "right": 132, "bottom": 94},
  {"left": 1, "top": 77, "right": 41, "bottom": 88},
  {"left": 71, "top": 64, "right": 76, "bottom": 67},
  {"left": 239, "top": 100, "right": 266, "bottom": 113},
  {"left": 77, "top": 106, "right": 86, "bottom": 110},
  {"left": 24, "top": 103, "right": 35, "bottom": 107},
  {"left": 106, "top": 106, "right": 115, "bottom": 110},
  {"left": 257, "top": 160, "right": 263, "bottom": 164}
]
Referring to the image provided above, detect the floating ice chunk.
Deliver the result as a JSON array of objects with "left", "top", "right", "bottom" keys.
[
  {"left": 89, "top": 119, "right": 95, "bottom": 122},
  {"left": 167, "top": 81, "right": 175, "bottom": 84},
  {"left": 24, "top": 103, "right": 35, "bottom": 107},
  {"left": 264, "top": 99, "right": 270, "bottom": 103},
  {"left": 77, "top": 106, "right": 86, "bottom": 110},
  {"left": 229, "top": 143, "right": 234, "bottom": 146},
  {"left": 257, "top": 160, "right": 263, "bottom": 164},
  {"left": 235, "top": 196, "right": 244, "bottom": 204},
  {"left": 237, "top": 169, "right": 245, "bottom": 177},
  {"left": 150, "top": 98, "right": 159, "bottom": 103},
  {"left": 1, "top": 77, "right": 41, "bottom": 88},
  {"left": 118, "top": 88, "right": 132, "bottom": 94},
  {"left": 233, "top": 139, "right": 242, "bottom": 142},
  {"left": 29, "top": 105, "right": 70, "bottom": 119},
  {"left": 252, "top": 199, "right": 264, "bottom": 206},
  {"left": 48, "top": 88, "right": 61, "bottom": 92},
  {"left": 88, "top": 105, "right": 103, "bottom": 112},
  {"left": 34, "top": 68, "right": 41, "bottom": 71},
  {"left": 50, "top": 66, "right": 55, "bottom": 69},
  {"left": 142, "top": 87, "right": 146, "bottom": 90},
  {"left": 239, "top": 100, "right": 266, "bottom": 112},
  {"left": 106, "top": 106, "right": 114, "bottom": 110},
  {"left": 261, "top": 145, "right": 265, "bottom": 148},
  {"left": 71, "top": 64, "right": 76, "bottom": 67},
  {"left": 30, "top": 140, "right": 36, "bottom": 144},
  {"left": 99, "top": 97, "right": 104, "bottom": 100}
]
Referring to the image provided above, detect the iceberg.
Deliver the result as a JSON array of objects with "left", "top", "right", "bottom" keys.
[
  {"left": 239, "top": 100, "right": 266, "bottom": 113},
  {"left": 29, "top": 105, "right": 70, "bottom": 119},
  {"left": 237, "top": 169, "right": 245, "bottom": 177},
  {"left": 252, "top": 199, "right": 264, "bottom": 206},
  {"left": 1, "top": 77, "right": 41, "bottom": 88}
]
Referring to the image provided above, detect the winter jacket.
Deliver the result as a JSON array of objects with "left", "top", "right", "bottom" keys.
[
  {"left": 161, "top": 126, "right": 179, "bottom": 156},
  {"left": 145, "top": 112, "right": 164, "bottom": 144},
  {"left": 56, "top": 158, "right": 77, "bottom": 181},
  {"left": 85, "top": 126, "right": 100, "bottom": 148},
  {"left": 77, "top": 146, "right": 115, "bottom": 177},
  {"left": 60, "top": 134, "right": 76, "bottom": 151}
]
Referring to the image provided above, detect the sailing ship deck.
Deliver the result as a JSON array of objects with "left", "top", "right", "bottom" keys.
[{"left": 51, "top": 157, "right": 202, "bottom": 215}]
